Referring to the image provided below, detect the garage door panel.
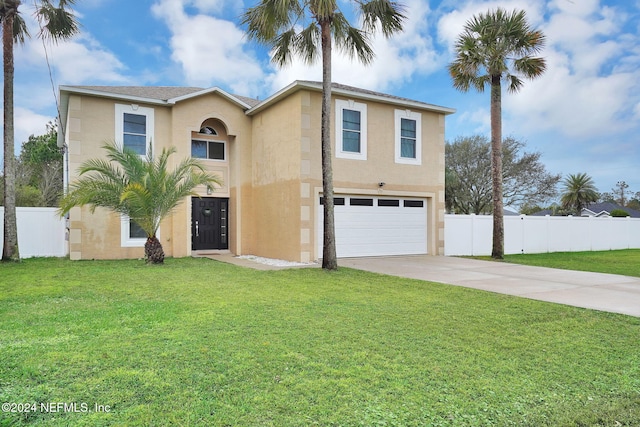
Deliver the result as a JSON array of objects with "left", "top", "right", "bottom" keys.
[{"left": 318, "top": 195, "right": 427, "bottom": 258}]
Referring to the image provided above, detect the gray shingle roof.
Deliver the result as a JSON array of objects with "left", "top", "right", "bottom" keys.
[
  {"left": 70, "top": 86, "right": 205, "bottom": 101},
  {"left": 65, "top": 85, "right": 261, "bottom": 107},
  {"left": 63, "top": 81, "right": 451, "bottom": 113},
  {"left": 298, "top": 80, "right": 453, "bottom": 112}
]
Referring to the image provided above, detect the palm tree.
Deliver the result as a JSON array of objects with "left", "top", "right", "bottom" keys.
[
  {"left": 560, "top": 173, "right": 598, "bottom": 216},
  {"left": 448, "top": 8, "right": 546, "bottom": 259},
  {"left": 242, "top": 0, "right": 406, "bottom": 270},
  {"left": 2, "top": 0, "right": 79, "bottom": 262},
  {"left": 58, "top": 143, "right": 222, "bottom": 264}
]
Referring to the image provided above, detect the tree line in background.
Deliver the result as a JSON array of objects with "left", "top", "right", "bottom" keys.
[
  {"left": 446, "top": 135, "right": 640, "bottom": 216},
  {"left": 0, "top": 122, "right": 62, "bottom": 207}
]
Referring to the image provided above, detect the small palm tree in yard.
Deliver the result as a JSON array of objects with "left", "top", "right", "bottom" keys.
[
  {"left": 561, "top": 172, "right": 599, "bottom": 216},
  {"left": 449, "top": 8, "right": 546, "bottom": 259},
  {"left": 58, "top": 143, "right": 221, "bottom": 264}
]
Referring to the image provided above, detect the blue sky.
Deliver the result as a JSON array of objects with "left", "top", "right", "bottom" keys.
[{"left": 6, "top": 0, "right": 640, "bottom": 201}]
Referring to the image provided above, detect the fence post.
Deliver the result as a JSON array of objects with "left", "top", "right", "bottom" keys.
[{"left": 470, "top": 214, "right": 476, "bottom": 256}]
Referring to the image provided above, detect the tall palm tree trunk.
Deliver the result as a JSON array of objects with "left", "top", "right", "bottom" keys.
[
  {"left": 2, "top": 7, "right": 19, "bottom": 261},
  {"left": 320, "top": 19, "right": 337, "bottom": 270},
  {"left": 490, "top": 75, "right": 504, "bottom": 259}
]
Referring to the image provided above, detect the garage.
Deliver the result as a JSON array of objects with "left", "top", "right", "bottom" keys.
[{"left": 317, "top": 195, "right": 428, "bottom": 258}]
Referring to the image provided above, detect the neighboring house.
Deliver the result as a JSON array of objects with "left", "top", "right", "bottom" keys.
[
  {"left": 531, "top": 202, "right": 640, "bottom": 218},
  {"left": 59, "top": 81, "right": 455, "bottom": 262},
  {"left": 581, "top": 202, "right": 640, "bottom": 218}
]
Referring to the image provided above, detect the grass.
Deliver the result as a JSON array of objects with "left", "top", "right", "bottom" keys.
[
  {"left": 1, "top": 257, "right": 639, "bottom": 426},
  {"left": 491, "top": 249, "right": 640, "bottom": 277}
]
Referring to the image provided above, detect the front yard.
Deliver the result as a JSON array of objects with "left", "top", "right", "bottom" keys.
[
  {"left": 500, "top": 249, "right": 640, "bottom": 277},
  {"left": 1, "top": 257, "right": 639, "bottom": 426}
]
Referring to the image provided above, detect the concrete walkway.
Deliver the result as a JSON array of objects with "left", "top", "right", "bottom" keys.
[{"left": 339, "top": 255, "right": 640, "bottom": 318}]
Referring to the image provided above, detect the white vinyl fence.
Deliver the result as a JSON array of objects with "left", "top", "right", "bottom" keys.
[
  {"left": 0, "top": 207, "right": 67, "bottom": 258},
  {"left": 445, "top": 214, "right": 640, "bottom": 256}
]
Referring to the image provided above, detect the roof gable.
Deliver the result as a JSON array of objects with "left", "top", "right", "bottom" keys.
[
  {"left": 59, "top": 85, "right": 259, "bottom": 109},
  {"left": 246, "top": 80, "right": 456, "bottom": 116}
]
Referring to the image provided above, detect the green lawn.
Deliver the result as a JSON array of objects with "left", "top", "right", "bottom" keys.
[
  {"left": 497, "top": 249, "right": 640, "bottom": 277},
  {"left": 1, "top": 257, "right": 639, "bottom": 426}
]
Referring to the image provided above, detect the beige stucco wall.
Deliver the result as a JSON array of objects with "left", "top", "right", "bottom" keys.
[{"left": 244, "top": 92, "right": 303, "bottom": 261}]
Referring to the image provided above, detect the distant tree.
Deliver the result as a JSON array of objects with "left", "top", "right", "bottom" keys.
[
  {"left": 612, "top": 180, "right": 630, "bottom": 207},
  {"left": 444, "top": 166, "right": 462, "bottom": 214},
  {"left": 560, "top": 173, "right": 599, "bottom": 215},
  {"left": 519, "top": 202, "right": 543, "bottom": 215},
  {"left": 628, "top": 193, "right": 640, "bottom": 211},
  {"left": 18, "top": 123, "right": 63, "bottom": 206},
  {"left": 2, "top": 0, "right": 79, "bottom": 262},
  {"left": 16, "top": 185, "right": 42, "bottom": 207},
  {"left": 445, "top": 135, "right": 560, "bottom": 214},
  {"left": 449, "top": 8, "right": 546, "bottom": 259},
  {"left": 598, "top": 192, "right": 615, "bottom": 203},
  {"left": 242, "top": 0, "right": 406, "bottom": 270},
  {"left": 58, "top": 143, "right": 222, "bottom": 264},
  {"left": 549, "top": 203, "right": 572, "bottom": 216}
]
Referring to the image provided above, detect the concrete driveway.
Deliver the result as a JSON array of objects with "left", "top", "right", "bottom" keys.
[{"left": 339, "top": 255, "right": 640, "bottom": 318}]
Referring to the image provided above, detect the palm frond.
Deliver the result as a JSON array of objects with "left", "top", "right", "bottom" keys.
[
  {"left": 242, "top": 0, "right": 303, "bottom": 42},
  {"left": 270, "top": 28, "right": 298, "bottom": 66},
  {"left": 359, "top": 0, "right": 406, "bottom": 38},
  {"left": 13, "top": 13, "right": 29, "bottom": 44},
  {"left": 293, "top": 23, "right": 320, "bottom": 65},
  {"left": 333, "top": 13, "right": 374, "bottom": 65},
  {"left": 35, "top": 0, "right": 79, "bottom": 42},
  {"left": 59, "top": 143, "right": 222, "bottom": 239}
]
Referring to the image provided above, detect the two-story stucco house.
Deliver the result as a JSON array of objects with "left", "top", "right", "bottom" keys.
[{"left": 59, "top": 80, "right": 454, "bottom": 262}]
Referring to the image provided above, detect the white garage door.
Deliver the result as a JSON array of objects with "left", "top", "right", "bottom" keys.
[{"left": 317, "top": 195, "right": 428, "bottom": 258}]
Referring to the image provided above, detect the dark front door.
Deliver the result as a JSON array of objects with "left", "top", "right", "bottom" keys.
[{"left": 192, "top": 197, "right": 229, "bottom": 250}]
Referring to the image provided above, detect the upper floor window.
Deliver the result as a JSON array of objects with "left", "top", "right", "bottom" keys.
[
  {"left": 336, "top": 99, "right": 367, "bottom": 160},
  {"left": 395, "top": 109, "right": 422, "bottom": 165},
  {"left": 115, "top": 104, "right": 154, "bottom": 156},
  {"left": 192, "top": 139, "right": 225, "bottom": 161}
]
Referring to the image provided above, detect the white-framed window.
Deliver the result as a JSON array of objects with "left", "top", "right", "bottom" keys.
[
  {"left": 191, "top": 139, "right": 226, "bottom": 161},
  {"left": 120, "top": 215, "right": 159, "bottom": 247},
  {"left": 394, "top": 109, "right": 422, "bottom": 165},
  {"left": 336, "top": 99, "right": 367, "bottom": 160},
  {"left": 115, "top": 104, "right": 154, "bottom": 156}
]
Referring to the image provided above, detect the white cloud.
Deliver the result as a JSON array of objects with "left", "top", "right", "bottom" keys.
[
  {"left": 437, "top": 0, "right": 546, "bottom": 55},
  {"left": 151, "top": 0, "right": 444, "bottom": 97},
  {"left": 458, "top": 108, "right": 490, "bottom": 134},
  {"left": 268, "top": 0, "right": 442, "bottom": 94},
  {"left": 190, "top": 0, "right": 241, "bottom": 14},
  {"left": 151, "top": 0, "right": 264, "bottom": 95},
  {"left": 6, "top": 108, "right": 55, "bottom": 154},
  {"left": 436, "top": 0, "right": 640, "bottom": 143},
  {"left": 506, "top": 1, "right": 640, "bottom": 139},
  {"left": 14, "top": 9, "right": 129, "bottom": 86}
]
